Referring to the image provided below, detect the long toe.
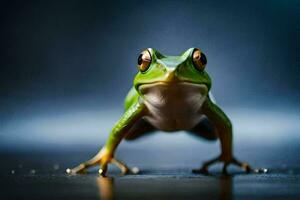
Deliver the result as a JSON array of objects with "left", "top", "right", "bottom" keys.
[{"left": 66, "top": 164, "right": 87, "bottom": 174}]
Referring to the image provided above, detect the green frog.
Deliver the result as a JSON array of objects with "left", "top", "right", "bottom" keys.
[{"left": 67, "top": 48, "right": 252, "bottom": 175}]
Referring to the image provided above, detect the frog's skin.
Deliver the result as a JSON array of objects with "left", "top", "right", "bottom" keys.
[{"left": 67, "top": 48, "right": 251, "bottom": 175}]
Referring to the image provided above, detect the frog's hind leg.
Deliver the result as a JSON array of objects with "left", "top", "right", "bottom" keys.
[
  {"left": 189, "top": 116, "right": 251, "bottom": 174},
  {"left": 189, "top": 116, "right": 218, "bottom": 141},
  {"left": 125, "top": 119, "right": 156, "bottom": 141}
]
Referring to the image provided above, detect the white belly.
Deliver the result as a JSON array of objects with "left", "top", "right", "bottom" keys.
[{"left": 139, "top": 82, "right": 208, "bottom": 131}]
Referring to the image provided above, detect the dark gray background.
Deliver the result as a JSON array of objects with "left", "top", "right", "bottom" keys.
[{"left": 0, "top": 0, "right": 299, "bottom": 150}]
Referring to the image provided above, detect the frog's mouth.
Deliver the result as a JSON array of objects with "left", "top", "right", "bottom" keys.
[
  {"left": 138, "top": 81, "right": 208, "bottom": 108},
  {"left": 138, "top": 81, "right": 208, "bottom": 90},
  {"left": 138, "top": 81, "right": 208, "bottom": 92}
]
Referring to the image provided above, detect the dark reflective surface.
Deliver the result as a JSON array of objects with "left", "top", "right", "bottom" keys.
[
  {"left": 96, "top": 176, "right": 233, "bottom": 200},
  {"left": 1, "top": 142, "right": 299, "bottom": 200}
]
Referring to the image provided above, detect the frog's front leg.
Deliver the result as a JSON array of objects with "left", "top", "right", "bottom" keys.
[
  {"left": 193, "top": 97, "right": 251, "bottom": 174},
  {"left": 67, "top": 100, "right": 146, "bottom": 176}
]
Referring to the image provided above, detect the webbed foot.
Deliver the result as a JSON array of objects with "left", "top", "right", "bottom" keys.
[
  {"left": 66, "top": 148, "right": 139, "bottom": 176},
  {"left": 192, "top": 155, "right": 252, "bottom": 175}
]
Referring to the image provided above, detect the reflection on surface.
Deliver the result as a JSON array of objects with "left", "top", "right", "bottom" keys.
[
  {"left": 97, "top": 177, "right": 115, "bottom": 200},
  {"left": 219, "top": 176, "right": 232, "bottom": 200},
  {"left": 96, "top": 175, "right": 232, "bottom": 200}
]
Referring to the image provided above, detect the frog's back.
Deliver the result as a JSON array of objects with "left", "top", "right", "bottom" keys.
[{"left": 124, "top": 87, "right": 139, "bottom": 111}]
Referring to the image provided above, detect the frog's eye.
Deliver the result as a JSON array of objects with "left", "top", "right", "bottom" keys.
[
  {"left": 137, "top": 50, "right": 152, "bottom": 72},
  {"left": 192, "top": 49, "right": 207, "bottom": 71}
]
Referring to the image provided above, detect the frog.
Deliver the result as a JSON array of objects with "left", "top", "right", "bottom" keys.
[{"left": 67, "top": 48, "right": 252, "bottom": 175}]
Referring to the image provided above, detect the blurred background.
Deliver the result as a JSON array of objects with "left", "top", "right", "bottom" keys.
[{"left": 0, "top": 0, "right": 299, "bottom": 155}]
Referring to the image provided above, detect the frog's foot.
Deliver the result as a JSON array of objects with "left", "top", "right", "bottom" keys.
[
  {"left": 66, "top": 157, "right": 138, "bottom": 176},
  {"left": 110, "top": 158, "right": 139, "bottom": 175},
  {"left": 192, "top": 155, "right": 252, "bottom": 175},
  {"left": 66, "top": 150, "right": 138, "bottom": 176}
]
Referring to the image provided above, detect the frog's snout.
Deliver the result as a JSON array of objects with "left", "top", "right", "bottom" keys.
[{"left": 164, "top": 70, "right": 179, "bottom": 82}]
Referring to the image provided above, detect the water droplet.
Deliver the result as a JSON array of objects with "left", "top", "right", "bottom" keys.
[
  {"left": 131, "top": 167, "right": 139, "bottom": 174},
  {"left": 254, "top": 168, "right": 268, "bottom": 173},
  {"left": 262, "top": 168, "right": 268, "bottom": 173},
  {"left": 53, "top": 164, "right": 60, "bottom": 170},
  {"left": 66, "top": 168, "right": 71, "bottom": 174}
]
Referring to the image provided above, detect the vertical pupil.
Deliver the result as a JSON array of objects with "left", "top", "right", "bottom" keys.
[
  {"left": 138, "top": 54, "right": 143, "bottom": 65},
  {"left": 200, "top": 53, "right": 207, "bottom": 65}
]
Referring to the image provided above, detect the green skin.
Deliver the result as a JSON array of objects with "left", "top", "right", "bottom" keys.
[{"left": 68, "top": 48, "right": 251, "bottom": 175}]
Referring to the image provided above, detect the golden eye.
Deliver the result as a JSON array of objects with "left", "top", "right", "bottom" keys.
[
  {"left": 192, "top": 49, "right": 207, "bottom": 71},
  {"left": 137, "top": 50, "right": 151, "bottom": 72}
]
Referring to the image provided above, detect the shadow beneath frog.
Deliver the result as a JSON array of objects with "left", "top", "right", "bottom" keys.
[{"left": 96, "top": 175, "right": 233, "bottom": 200}]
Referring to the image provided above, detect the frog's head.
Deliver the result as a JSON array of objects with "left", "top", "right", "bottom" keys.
[{"left": 133, "top": 48, "right": 211, "bottom": 95}]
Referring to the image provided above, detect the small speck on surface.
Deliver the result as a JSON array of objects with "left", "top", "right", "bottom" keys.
[
  {"left": 53, "top": 164, "right": 60, "bottom": 170},
  {"left": 66, "top": 168, "right": 71, "bottom": 174},
  {"left": 30, "top": 169, "right": 36, "bottom": 174},
  {"left": 254, "top": 168, "right": 268, "bottom": 173},
  {"left": 131, "top": 167, "right": 139, "bottom": 174}
]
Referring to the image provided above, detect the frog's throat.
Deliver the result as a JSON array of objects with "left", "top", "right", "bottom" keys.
[{"left": 138, "top": 82, "right": 208, "bottom": 109}]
